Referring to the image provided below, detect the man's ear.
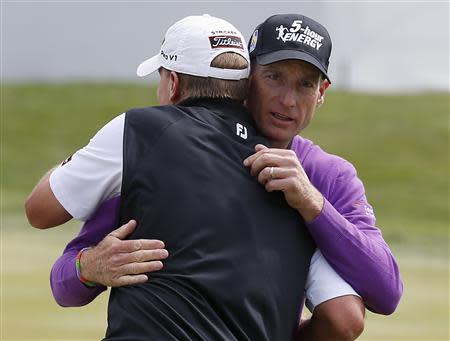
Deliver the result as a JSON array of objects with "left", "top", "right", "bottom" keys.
[
  {"left": 319, "top": 79, "right": 330, "bottom": 97},
  {"left": 317, "top": 79, "right": 330, "bottom": 107},
  {"left": 169, "top": 71, "right": 181, "bottom": 103}
]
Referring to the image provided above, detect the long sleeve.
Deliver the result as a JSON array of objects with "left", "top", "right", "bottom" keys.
[
  {"left": 307, "top": 197, "right": 402, "bottom": 314},
  {"left": 50, "top": 196, "right": 121, "bottom": 306},
  {"left": 50, "top": 249, "right": 106, "bottom": 307},
  {"left": 293, "top": 136, "right": 403, "bottom": 314}
]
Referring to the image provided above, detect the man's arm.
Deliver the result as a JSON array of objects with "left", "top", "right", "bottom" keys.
[
  {"left": 296, "top": 295, "right": 365, "bottom": 341},
  {"left": 50, "top": 196, "right": 168, "bottom": 307},
  {"left": 26, "top": 114, "right": 126, "bottom": 229},
  {"left": 305, "top": 169, "right": 403, "bottom": 314},
  {"left": 25, "top": 168, "right": 72, "bottom": 229},
  {"left": 244, "top": 144, "right": 403, "bottom": 315},
  {"left": 50, "top": 196, "right": 121, "bottom": 306}
]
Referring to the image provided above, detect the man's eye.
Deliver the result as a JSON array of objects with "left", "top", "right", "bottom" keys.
[
  {"left": 301, "top": 80, "right": 314, "bottom": 88},
  {"left": 267, "top": 73, "right": 280, "bottom": 81}
]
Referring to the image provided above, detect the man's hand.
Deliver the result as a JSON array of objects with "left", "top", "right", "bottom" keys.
[
  {"left": 80, "top": 220, "right": 169, "bottom": 287},
  {"left": 243, "top": 144, "right": 324, "bottom": 222}
]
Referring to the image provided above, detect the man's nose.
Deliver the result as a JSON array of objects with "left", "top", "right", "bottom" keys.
[{"left": 280, "top": 87, "right": 297, "bottom": 108}]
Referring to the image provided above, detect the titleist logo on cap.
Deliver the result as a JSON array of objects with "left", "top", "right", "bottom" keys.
[{"left": 209, "top": 35, "right": 244, "bottom": 49}]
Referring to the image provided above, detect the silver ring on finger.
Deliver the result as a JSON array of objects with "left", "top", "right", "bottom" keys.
[{"left": 270, "top": 166, "right": 275, "bottom": 180}]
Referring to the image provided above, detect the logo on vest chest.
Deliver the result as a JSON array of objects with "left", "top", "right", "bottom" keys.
[{"left": 236, "top": 123, "right": 248, "bottom": 139}]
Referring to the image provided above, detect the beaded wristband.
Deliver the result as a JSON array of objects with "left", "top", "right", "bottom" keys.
[{"left": 75, "top": 247, "right": 98, "bottom": 287}]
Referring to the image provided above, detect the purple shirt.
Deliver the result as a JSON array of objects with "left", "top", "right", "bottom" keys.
[{"left": 50, "top": 135, "right": 403, "bottom": 314}]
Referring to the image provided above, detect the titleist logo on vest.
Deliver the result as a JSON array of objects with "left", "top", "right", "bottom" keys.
[{"left": 209, "top": 36, "right": 244, "bottom": 49}]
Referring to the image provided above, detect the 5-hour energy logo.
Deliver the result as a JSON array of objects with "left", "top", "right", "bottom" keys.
[{"left": 276, "top": 20, "right": 324, "bottom": 50}]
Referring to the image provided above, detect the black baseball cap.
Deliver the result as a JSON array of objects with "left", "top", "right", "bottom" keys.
[{"left": 249, "top": 14, "right": 332, "bottom": 82}]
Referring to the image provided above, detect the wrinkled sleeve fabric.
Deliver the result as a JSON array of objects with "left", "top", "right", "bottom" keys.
[
  {"left": 50, "top": 196, "right": 121, "bottom": 307},
  {"left": 293, "top": 136, "right": 403, "bottom": 314}
]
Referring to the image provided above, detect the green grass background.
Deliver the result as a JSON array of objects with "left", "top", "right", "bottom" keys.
[{"left": 1, "top": 84, "right": 449, "bottom": 340}]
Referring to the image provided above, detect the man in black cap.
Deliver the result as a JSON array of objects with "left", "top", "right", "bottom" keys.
[{"left": 244, "top": 13, "right": 402, "bottom": 339}]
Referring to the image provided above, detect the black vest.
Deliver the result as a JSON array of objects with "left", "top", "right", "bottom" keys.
[{"left": 105, "top": 98, "right": 315, "bottom": 341}]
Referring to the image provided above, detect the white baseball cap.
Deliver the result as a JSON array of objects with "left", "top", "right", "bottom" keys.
[{"left": 137, "top": 14, "right": 250, "bottom": 80}]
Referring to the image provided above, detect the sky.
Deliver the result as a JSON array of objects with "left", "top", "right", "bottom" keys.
[{"left": 2, "top": 1, "right": 449, "bottom": 92}]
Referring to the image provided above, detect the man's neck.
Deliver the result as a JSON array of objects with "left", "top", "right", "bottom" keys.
[{"left": 270, "top": 140, "right": 291, "bottom": 149}]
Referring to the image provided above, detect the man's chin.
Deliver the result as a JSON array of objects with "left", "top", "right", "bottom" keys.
[{"left": 264, "top": 131, "right": 290, "bottom": 149}]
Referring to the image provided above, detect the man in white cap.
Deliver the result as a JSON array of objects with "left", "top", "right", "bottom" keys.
[{"left": 26, "top": 14, "right": 317, "bottom": 340}]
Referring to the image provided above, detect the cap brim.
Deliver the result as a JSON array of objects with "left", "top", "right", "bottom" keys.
[
  {"left": 136, "top": 54, "right": 161, "bottom": 77},
  {"left": 256, "top": 50, "right": 330, "bottom": 82}
]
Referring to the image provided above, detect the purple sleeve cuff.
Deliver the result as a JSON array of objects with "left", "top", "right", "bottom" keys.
[
  {"left": 306, "top": 199, "right": 403, "bottom": 314},
  {"left": 50, "top": 250, "right": 107, "bottom": 307}
]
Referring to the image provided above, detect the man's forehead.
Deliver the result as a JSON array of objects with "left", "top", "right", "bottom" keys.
[{"left": 259, "top": 59, "right": 320, "bottom": 75}]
